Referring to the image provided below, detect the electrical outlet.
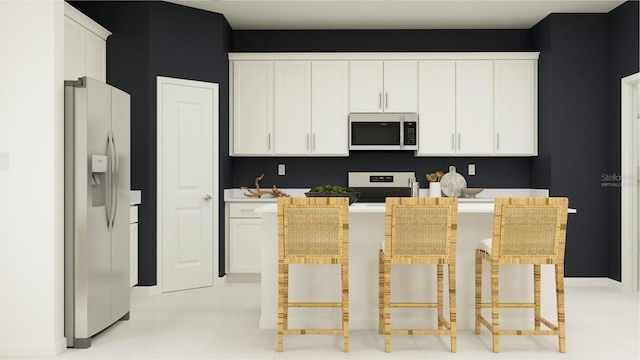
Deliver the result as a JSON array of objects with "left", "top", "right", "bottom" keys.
[
  {"left": 468, "top": 163, "right": 476, "bottom": 176},
  {"left": 278, "top": 164, "right": 285, "bottom": 176}
]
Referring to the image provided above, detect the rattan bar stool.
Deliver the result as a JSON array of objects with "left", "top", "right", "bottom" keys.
[
  {"left": 277, "top": 197, "right": 350, "bottom": 352},
  {"left": 475, "top": 197, "right": 569, "bottom": 353},
  {"left": 379, "top": 197, "right": 458, "bottom": 353}
]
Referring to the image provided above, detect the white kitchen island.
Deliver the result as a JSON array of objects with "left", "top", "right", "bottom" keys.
[{"left": 255, "top": 199, "right": 576, "bottom": 331}]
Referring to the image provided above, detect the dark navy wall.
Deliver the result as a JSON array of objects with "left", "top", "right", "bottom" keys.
[
  {"left": 232, "top": 30, "right": 531, "bottom": 52},
  {"left": 69, "top": 1, "right": 232, "bottom": 285},
  {"left": 532, "top": 12, "right": 628, "bottom": 278},
  {"left": 607, "top": 1, "right": 639, "bottom": 280},
  {"left": 232, "top": 156, "right": 531, "bottom": 190}
]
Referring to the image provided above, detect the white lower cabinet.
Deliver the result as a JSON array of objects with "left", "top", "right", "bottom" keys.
[
  {"left": 228, "top": 203, "right": 263, "bottom": 273},
  {"left": 130, "top": 206, "right": 138, "bottom": 287}
]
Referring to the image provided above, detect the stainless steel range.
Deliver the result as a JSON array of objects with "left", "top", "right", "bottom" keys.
[{"left": 348, "top": 171, "right": 415, "bottom": 203}]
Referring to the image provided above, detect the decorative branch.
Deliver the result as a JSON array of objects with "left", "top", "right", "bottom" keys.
[{"left": 241, "top": 173, "right": 290, "bottom": 198}]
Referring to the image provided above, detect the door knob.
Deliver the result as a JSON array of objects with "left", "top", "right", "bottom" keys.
[{"left": 202, "top": 194, "right": 212, "bottom": 201}]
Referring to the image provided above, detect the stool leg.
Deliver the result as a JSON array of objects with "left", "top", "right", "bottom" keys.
[
  {"left": 342, "top": 262, "right": 349, "bottom": 352},
  {"left": 491, "top": 263, "right": 500, "bottom": 353},
  {"left": 277, "top": 263, "right": 286, "bottom": 352},
  {"left": 534, "top": 264, "right": 541, "bottom": 330},
  {"left": 437, "top": 264, "right": 444, "bottom": 330},
  {"left": 449, "top": 262, "right": 457, "bottom": 353},
  {"left": 378, "top": 250, "right": 384, "bottom": 334},
  {"left": 475, "top": 250, "right": 482, "bottom": 335},
  {"left": 556, "top": 263, "right": 566, "bottom": 353},
  {"left": 384, "top": 260, "right": 391, "bottom": 353}
]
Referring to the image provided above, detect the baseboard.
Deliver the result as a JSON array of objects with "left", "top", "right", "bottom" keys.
[
  {"left": 0, "top": 336, "right": 66, "bottom": 357},
  {"left": 226, "top": 273, "right": 260, "bottom": 282},
  {"left": 214, "top": 274, "right": 227, "bottom": 286},
  {"left": 131, "top": 285, "right": 161, "bottom": 296},
  {"left": 565, "top": 277, "right": 623, "bottom": 290},
  {"left": 607, "top": 278, "right": 623, "bottom": 291}
]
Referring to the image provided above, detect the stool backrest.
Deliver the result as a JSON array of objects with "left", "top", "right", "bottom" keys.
[
  {"left": 492, "top": 197, "right": 569, "bottom": 264},
  {"left": 278, "top": 197, "right": 349, "bottom": 265},
  {"left": 385, "top": 197, "right": 458, "bottom": 264}
]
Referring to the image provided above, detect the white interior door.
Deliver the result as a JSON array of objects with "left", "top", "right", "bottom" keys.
[{"left": 158, "top": 77, "right": 218, "bottom": 293}]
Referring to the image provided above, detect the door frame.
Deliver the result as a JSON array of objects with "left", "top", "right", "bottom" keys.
[
  {"left": 156, "top": 76, "right": 223, "bottom": 293},
  {"left": 621, "top": 72, "right": 639, "bottom": 293}
]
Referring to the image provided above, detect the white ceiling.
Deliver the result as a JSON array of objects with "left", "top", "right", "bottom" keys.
[{"left": 165, "top": 0, "right": 626, "bottom": 30}]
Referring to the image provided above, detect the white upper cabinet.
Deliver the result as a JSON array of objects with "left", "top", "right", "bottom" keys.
[
  {"left": 494, "top": 60, "right": 537, "bottom": 155},
  {"left": 350, "top": 61, "right": 417, "bottom": 112},
  {"left": 417, "top": 61, "right": 456, "bottom": 156},
  {"left": 64, "top": 3, "right": 110, "bottom": 82},
  {"left": 229, "top": 53, "right": 538, "bottom": 157},
  {"left": 232, "top": 61, "right": 274, "bottom": 155},
  {"left": 383, "top": 61, "right": 418, "bottom": 112},
  {"left": 274, "top": 61, "right": 312, "bottom": 155},
  {"left": 231, "top": 60, "right": 349, "bottom": 156},
  {"left": 349, "top": 61, "right": 384, "bottom": 112},
  {"left": 311, "top": 61, "right": 350, "bottom": 156},
  {"left": 455, "top": 60, "right": 494, "bottom": 155}
]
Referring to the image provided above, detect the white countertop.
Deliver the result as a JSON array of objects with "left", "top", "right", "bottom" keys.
[
  {"left": 224, "top": 188, "right": 551, "bottom": 203},
  {"left": 254, "top": 199, "right": 576, "bottom": 214}
]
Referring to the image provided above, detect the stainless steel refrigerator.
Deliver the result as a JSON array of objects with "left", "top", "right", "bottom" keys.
[{"left": 64, "top": 77, "right": 130, "bottom": 348}]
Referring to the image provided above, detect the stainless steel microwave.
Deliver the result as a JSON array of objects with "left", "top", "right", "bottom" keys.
[{"left": 349, "top": 113, "right": 418, "bottom": 150}]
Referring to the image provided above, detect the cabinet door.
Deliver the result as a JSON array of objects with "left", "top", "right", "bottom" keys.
[
  {"left": 494, "top": 60, "right": 537, "bottom": 155},
  {"left": 85, "top": 30, "right": 107, "bottom": 82},
  {"left": 417, "top": 61, "right": 456, "bottom": 156},
  {"left": 311, "top": 61, "right": 349, "bottom": 156},
  {"left": 350, "top": 61, "right": 384, "bottom": 112},
  {"left": 229, "top": 218, "right": 262, "bottom": 273},
  {"left": 383, "top": 61, "right": 418, "bottom": 112},
  {"left": 456, "top": 61, "right": 494, "bottom": 155},
  {"left": 64, "top": 17, "right": 86, "bottom": 81},
  {"left": 274, "top": 61, "right": 311, "bottom": 155},
  {"left": 232, "top": 61, "right": 274, "bottom": 155}
]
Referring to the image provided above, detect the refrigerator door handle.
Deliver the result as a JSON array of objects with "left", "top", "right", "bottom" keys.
[
  {"left": 106, "top": 131, "right": 113, "bottom": 231},
  {"left": 111, "top": 132, "right": 120, "bottom": 229}
]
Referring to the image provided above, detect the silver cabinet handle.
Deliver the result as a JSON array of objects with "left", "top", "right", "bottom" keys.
[
  {"left": 458, "top": 134, "right": 461, "bottom": 150},
  {"left": 267, "top": 134, "right": 271, "bottom": 150},
  {"left": 202, "top": 194, "right": 212, "bottom": 201},
  {"left": 496, "top": 133, "right": 500, "bottom": 150},
  {"left": 385, "top": 92, "right": 388, "bottom": 109},
  {"left": 313, "top": 133, "right": 316, "bottom": 151},
  {"left": 379, "top": 92, "right": 382, "bottom": 109}
]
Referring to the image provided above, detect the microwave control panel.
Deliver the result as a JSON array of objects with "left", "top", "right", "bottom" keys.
[{"left": 404, "top": 122, "right": 417, "bottom": 146}]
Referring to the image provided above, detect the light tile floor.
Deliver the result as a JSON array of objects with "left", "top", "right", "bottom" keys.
[{"left": 45, "top": 283, "right": 640, "bottom": 359}]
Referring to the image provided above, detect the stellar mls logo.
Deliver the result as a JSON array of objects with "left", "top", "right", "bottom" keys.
[{"left": 601, "top": 173, "right": 622, "bottom": 187}]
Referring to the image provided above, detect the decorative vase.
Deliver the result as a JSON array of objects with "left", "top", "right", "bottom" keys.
[{"left": 429, "top": 182, "right": 441, "bottom": 198}]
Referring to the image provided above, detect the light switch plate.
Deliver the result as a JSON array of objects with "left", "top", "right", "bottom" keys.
[
  {"left": 468, "top": 163, "right": 476, "bottom": 176},
  {"left": 0, "top": 151, "right": 8, "bottom": 171},
  {"left": 278, "top": 164, "right": 285, "bottom": 176}
]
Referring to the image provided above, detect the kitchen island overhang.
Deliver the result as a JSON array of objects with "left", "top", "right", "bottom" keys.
[{"left": 256, "top": 200, "right": 576, "bottom": 330}]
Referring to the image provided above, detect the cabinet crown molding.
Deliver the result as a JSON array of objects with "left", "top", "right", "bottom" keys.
[
  {"left": 229, "top": 52, "right": 540, "bottom": 61},
  {"left": 64, "top": 2, "right": 112, "bottom": 40}
]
